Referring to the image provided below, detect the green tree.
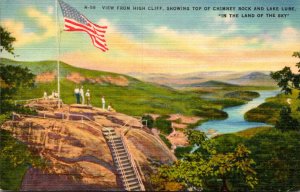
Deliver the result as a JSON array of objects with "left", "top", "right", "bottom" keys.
[
  {"left": 0, "top": 130, "right": 46, "bottom": 190},
  {"left": 275, "top": 106, "right": 299, "bottom": 131},
  {"left": 0, "top": 26, "right": 16, "bottom": 55},
  {"left": 154, "top": 116, "right": 172, "bottom": 135},
  {"left": 270, "top": 51, "right": 300, "bottom": 98},
  {"left": 0, "top": 64, "right": 35, "bottom": 101},
  {"left": 246, "top": 129, "right": 300, "bottom": 191},
  {"left": 153, "top": 130, "right": 257, "bottom": 192},
  {"left": 0, "top": 27, "right": 35, "bottom": 113},
  {"left": 270, "top": 51, "right": 300, "bottom": 129},
  {"left": 142, "top": 114, "right": 154, "bottom": 128}
]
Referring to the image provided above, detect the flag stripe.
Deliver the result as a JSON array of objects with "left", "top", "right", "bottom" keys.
[
  {"left": 65, "top": 24, "right": 108, "bottom": 50},
  {"left": 65, "top": 19, "right": 100, "bottom": 35},
  {"left": 64, "top": 19, "right": 107, "bottom": 42},
  {"left": 89, "top": 35, "right": 108, "bottom": 51},
  {"left": 83, "top": 16, "right": 107, "bottom": 29}
]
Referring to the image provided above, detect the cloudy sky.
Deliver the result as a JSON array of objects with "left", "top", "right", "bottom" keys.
[{"left": 1, "top": 0, "right": 300, "bottom": 74}]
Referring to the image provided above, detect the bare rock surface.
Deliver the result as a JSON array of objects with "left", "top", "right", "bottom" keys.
[{"left": 1, "top": 100, "right": 175, "bottom": 190}]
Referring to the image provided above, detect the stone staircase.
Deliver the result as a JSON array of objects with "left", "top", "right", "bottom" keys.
[{"left": 102, "top": 127, "right": 145, "bottom": 191}]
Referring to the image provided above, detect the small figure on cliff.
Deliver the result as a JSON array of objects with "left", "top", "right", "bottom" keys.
[
  {"left": 43, "top": 91, "right": 48, "bottom": 99},
  {"left": 80, "top": 86, "right": 85, "bottom": 105},
  {"left": 101, "top": 96, "right": 106, "bottom": 109},
  {"left": 54, "top": 91, "right": 58, "bottom": 98},
  {"left": 48, "top": 90, "right": 55, "bottom": 99},
  {"left": 74, "top": 86, "right": 80, "bottom": 104},
  {"left": 107, "top": 103, "right": 116, "bottom": 112},
  {"left": 86, "top": 89, "right": 91, "bottom": 106}
]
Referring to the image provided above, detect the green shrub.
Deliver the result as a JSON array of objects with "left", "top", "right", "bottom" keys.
[
  {"left": 192, "top": 108, "right": 228, "bottom": 120},
  {"left": 213, "top": 134, "right": 246, "bottom": 153},
  {"left": 142, "top": 115, "right": 154, "bottom": 128},
  {"left": 159, "top": 134, "right": 172, "bottom": 149},
  {"left": 155, "top": 116, "right": 172, "bottom": 135},
  {"left": 174, "top": 146, "right": 193, "bottom": 158},
  {"left": 245, "top": 129, "right": 300, "bottom": 191},
  {"left": 0, "top": 130, "right": 46, "bottom": 190},
  {"left": 224, "top": 91, "right": 260, "bottom": 101},
  {"left": 275, "top": 106, "right": 300, "bottom": 131}
]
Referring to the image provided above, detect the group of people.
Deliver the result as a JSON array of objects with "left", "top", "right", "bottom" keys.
[
  {"left": 74, "top": 86, "right": 92, "bottom": 106},
  {"left": 42, "top": 86, "right": 115, "bottom": 112},
  {"left": 43, "top": 91, "right": 58, "bottom": 99},
  {"left": 73, "top": 86, "right": 115, "bottom": 112}
]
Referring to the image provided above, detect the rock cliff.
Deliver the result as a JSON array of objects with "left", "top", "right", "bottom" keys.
[{"left": 1, "top": 100, "right": 176, "bottom": 191}]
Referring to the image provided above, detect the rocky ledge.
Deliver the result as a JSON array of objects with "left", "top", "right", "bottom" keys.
[{"left": 1, "top": 100, "right": 176, "bottom": 191}]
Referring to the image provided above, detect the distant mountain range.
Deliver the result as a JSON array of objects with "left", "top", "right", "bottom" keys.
[
  {"left": 129, "top": 71, "right": 276, "bottom": 88},
  {"left": 227, "top": 72, "right": 275, "bottom": 86},
  {"left": 188, "top": 80, "right": 239, "bottom": 87}
]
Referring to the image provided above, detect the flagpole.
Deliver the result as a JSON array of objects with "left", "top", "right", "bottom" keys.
[{"left": 55, "top": 0, "right": 61, "bottom": 108}]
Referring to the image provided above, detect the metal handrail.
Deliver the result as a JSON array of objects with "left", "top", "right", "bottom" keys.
[
  {"left": 14, "top": 98, "right": 64, "bottom": 106},
  {"left": 121, "top": 133, "right": 145, "bottom": 191},
  {"left": 11, "top": 112, "right": 102, "bottom": 136},
  {"left": 38, "top": 111, "right": 103, "bottom": 128},
  {"left": 14, "top": 97, "right": 44, "bottom": 105}
]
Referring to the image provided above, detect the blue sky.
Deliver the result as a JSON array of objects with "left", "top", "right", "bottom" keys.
[{"left": 1, "top": 0, "right": 300, "bottom": 74}]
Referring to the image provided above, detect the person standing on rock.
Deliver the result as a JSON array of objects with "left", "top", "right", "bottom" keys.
[
  {"left": 107, "top": 103, "right": 116, "bottom": 112},
  {"left": 74, "top": 86, "right": 80, "bottom": 104},
  {"left": 101, "top": 96, "right": 106, "bottom": 109},
  {"left": 54, "top": 91, "right": 58, "bottom": 98},
  {"left": 86, "top": 89, "right": 91, "bottom": 106},
  {"left": 43, "top": 91, "right": 48, "bottom": 99},
  {"left": 80, "top": 86, "right": 85, "bottom": 105}
]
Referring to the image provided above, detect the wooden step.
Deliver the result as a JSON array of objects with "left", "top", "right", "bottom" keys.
[
  {"left": 128, "top": 186, "right": 141, "bottom": 191},
  {"left": 112, "top": 146, "right": 126, "bottom": 151},
  {"left": 110, "top": 143, "right": 124, "bottom": 148},
  {"left": 113, "top": 154, "right": 128, "bottom": 160},
  {"left": 106, "top": 135, "right": 120, "bottom": 140},
  {"left": 117, "top": 164, "right": 133, "bottom": 171},
  {"left": 118, "top": 161, "right": 131, "bottom": 168},
  {"left": 119, "top": 158, "right": 130, "bottom": 164},
  {"left": 122, "top": 173, "right": 137, "bottom": 180},
  {"left": 124, "top": 177, "right": 138, "bottom": 183},
  {"left": 109, "top": 140, "right": 123, "bottom": 145},
  {"left": 108, "top": 139, "right": 122, "bottom": 143},
  {"left": 123, "top": 169, "right": 135, "bottom": 175},
  {"left": 103, "top": 132, "right": 115, "bottom": 135},
  {"left": 127, "top": 180, "right": 140, "bottom": 187}
]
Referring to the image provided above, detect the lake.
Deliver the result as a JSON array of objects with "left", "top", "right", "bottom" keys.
[{"left": 196, "top": 90, "right": 280, "bottom": 134}]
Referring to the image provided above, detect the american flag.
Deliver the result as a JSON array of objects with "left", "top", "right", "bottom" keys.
[{"left": 58, "top": 0, "right": 108, "bottom": 52}]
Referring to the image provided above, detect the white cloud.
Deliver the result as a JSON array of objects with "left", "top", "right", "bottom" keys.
[
  {"left": 47, "top": 6, "right": 54, "bottom": 15},
  {"left": 213, "top": 13, "right": 237, "bottom": 34},
  {"left": 1, "top": 7, "right": 56, "bottom": 47}
]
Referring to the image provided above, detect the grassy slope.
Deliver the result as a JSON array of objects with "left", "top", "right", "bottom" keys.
[
  {"left": 190, "top": 80, "right": 239, "bottom": 87},
  {"left": 244, "top": 90, "right": 300, "bottom": 125},
  {"left": 1, "top": 58, "right": 225, "bottom": 117},
  {"left": 224, "top": 91, "right": 260, "bottom": 101},
  {"left": 197, "top": 88, "right": 275, "bottom": 109},
  {"left": 235, "top": 126, "right": 273, "bottom": 138}
]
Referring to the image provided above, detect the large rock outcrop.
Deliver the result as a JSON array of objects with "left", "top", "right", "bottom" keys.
[{"left": 1, "top": 101, "right": 176, "bottom": 191}]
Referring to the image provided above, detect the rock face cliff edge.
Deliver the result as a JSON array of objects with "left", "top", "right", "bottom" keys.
[{"left": 1, "top": 99, "right": 176, "bottom": 191}]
